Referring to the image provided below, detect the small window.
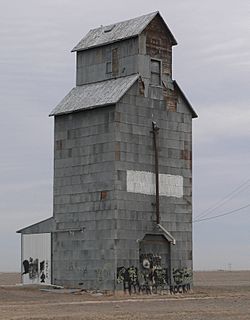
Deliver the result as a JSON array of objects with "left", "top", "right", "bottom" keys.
[
  {"left": 150, "top": 59, "right": 161, "bottom": 86},
  {"left": 106, "top": 61, "right": 112, "bottom": 74}
]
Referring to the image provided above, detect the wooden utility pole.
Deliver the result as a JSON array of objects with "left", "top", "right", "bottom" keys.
[{"left": 152, "top": 121, "right": 160, "bottom": 224}]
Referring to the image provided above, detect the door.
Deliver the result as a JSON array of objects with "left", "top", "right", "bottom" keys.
[{"left": 139, "top": 234, "right": 170, "bottom": 292}]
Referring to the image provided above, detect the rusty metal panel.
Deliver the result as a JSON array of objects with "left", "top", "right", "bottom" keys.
[
  {"left": 100, "top": 191, "right": 108, "bottom": 200},
  {"left": 55, "top": 140, "right": 63, "bottom": 150},
  {"left": 138, "top": 77, "right": 145, "bottom": 95},
  {"left": 163, "top": 86, "right": 178, "bottom": 112},
  {"left": 115, "top": 142, "right": 120, "bottom": 161},
  {"left": 143, "top": 15, "right": 173, "bottom": 78},
  {"left": 181, "top": 149, "right": 192, "bottom": 161}
]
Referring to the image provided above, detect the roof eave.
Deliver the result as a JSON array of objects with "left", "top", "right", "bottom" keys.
[
  {"left": 16, "top": 217, "right": 54, "bottom": 234},
  {"left": 49, "top": 102, "right": 116, "bottom": 117},
  {"left": 173, "top": 80, "right": 198, "bottom": 118},
  {"left": 71, "top": 35, "right": 139, "bottom": 53}
]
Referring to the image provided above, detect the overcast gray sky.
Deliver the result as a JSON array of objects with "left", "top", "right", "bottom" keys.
[{"left": 0, "top": 0, "right": 249, "bottom": 271}]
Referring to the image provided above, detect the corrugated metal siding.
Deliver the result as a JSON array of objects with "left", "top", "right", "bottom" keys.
[
  {"left": 72, "top": 12, "right": 158, "bottom": 52},
  {"left": 21, "top": 233, "right": 51, "bottom": 285},
  {"left": 50, "top": 74, "right": 139, "bottom": 116}
]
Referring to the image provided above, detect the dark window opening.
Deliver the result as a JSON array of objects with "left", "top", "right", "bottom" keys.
[
  {"left": 150, "top": 59, "right": 161, "bottom": 86},
  {"left": 106, "top": 61, "right": 112, "bottom": 74}
]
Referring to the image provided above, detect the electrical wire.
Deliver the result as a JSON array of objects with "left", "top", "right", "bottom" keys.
[
  {"left": 194, "top": 184, "right": 250, "bottom": 220},
  {"left": 193, "top": 203, "right": 250, "bottom": 223},
  {"left": 194, "top": 178, "right": 250, "bottom": 220},
  {"left": 194, "top": 178, "right": 250, "bottom": 219}
]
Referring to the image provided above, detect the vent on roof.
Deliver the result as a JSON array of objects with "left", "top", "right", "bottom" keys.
[{"left": 104, "top": 24, "right": 116, "bottom": 33}]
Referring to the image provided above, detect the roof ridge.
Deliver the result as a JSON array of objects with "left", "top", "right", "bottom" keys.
[
  {"left": 89, "top": 11, "right": 159, "bottom": 32},
  {"left": 72, "top": 11, "right": 160, "bottom": 52}
]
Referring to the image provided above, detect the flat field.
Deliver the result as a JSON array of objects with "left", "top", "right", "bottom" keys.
[{"left": 0, "top": 271, "right": 250, "bottom": 319}]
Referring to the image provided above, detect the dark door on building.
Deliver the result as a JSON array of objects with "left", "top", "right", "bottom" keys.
[{"left": 139, "top": 234, "right": 170, "bottom": 292}]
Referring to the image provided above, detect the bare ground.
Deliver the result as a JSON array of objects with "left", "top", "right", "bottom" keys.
[{"left": 0, "top": 271, "right": 250, "bottom": 320}]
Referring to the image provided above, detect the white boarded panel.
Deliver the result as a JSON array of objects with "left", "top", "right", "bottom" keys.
[
  {"left": 127, "top": 170, "right": 183, "bottom": 198},
  {"left": 22, "top": 233, "right": 51, "bottom": 284}
]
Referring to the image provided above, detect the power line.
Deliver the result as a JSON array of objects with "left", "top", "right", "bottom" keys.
[
  {"left": 193, "top": 203, "right": 250, "bottom": 223},
  {"left": 194, "top": 178, "right": 250, "bottom": 220},
  {"left": 194, "top": 178, "right": 250, "bottom": 219},
  {"left": 194, "top": 184, "right": 250, "bottom": 220}
]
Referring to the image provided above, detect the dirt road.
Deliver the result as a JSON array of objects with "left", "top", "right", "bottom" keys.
[{"left": 0, "top": 271, "right": 250, "bottom": 319}]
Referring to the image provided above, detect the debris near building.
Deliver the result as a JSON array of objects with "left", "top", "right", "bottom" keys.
[{"left": 17, "top": 11, "right": 198, "bottom": 294}]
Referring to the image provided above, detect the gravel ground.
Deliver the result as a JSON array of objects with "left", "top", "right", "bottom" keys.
[{"left": 0, "top": 271, "right": 249, "bottom": 320}]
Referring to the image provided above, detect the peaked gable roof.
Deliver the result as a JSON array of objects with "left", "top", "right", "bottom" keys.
[
  {"left": 72, "top": 11, "right": 177, "bottom": 52},
  {"left": 50, "top": 74, "right": 139, "bottom": 116}
]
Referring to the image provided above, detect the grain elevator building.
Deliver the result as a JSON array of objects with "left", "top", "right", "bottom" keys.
[{"left": 17, "top": 11, "right": 197, "bottom": 293}]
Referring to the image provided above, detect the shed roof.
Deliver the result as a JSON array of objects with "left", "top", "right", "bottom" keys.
[
  {"left": 16, "top": 217, "right": 55, "bottom": 234},
  {"left": 50, "top": 74, "right": 139, "bottom": 116},
  {"left": 72, "top": 11, "right": 177, "bottom": 52}
]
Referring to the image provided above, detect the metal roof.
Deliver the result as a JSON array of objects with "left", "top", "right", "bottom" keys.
[
  {"left": 72, "top": 11, "right": 177, "bottom": 52},
  {"left": 173, "top": 81, "right": 198, "bottom": 118},
  {"left": 50, "top": 74, "right": 139, "bottom": 116},
  {"left": 16, "top": 217, "right": 56, "bottom": 234}
]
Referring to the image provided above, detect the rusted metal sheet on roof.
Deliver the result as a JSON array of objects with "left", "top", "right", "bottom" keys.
[
  {"left": 72, "top": 12, "right": 158, "bottom": 52},
  {"left": 50, "top": 74, "right": 139, "bottom": 116}
]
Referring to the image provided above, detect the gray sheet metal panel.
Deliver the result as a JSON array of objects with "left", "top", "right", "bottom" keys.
[
  {"left": 52, "top": 106, "right": 117, "bottom": 289},
  {"left": 50, "top": 74, "right": 139, "bottom": 116},
  {"left": 114, "top": 81, "right": 193, "bottom": 275},
  {"left": 76, "top": 38, "right": 139, "bottom": 86},
  {"left": 17, "top": 217, "right": 55, "bottom": 234}
]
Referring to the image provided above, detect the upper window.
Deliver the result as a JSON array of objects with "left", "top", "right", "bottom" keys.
[
  {"left": 105, "top": 48, "right": 119, "bottom": 75},
  {"left": 106, "top": 61, "right": 112, "bottom": 74},
  {"left": 150, "top": 59, "right": 161, "bottom": 86}
]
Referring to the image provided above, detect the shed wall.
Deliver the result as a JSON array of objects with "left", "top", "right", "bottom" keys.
[{"left": 21, "top": 233, "right": 51, "bottom": 285}]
